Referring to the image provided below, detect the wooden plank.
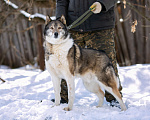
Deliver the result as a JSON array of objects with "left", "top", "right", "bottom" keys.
[
  {"left": 134, "top": 0, "right": 144, "bottom": 63},
  {"left": 8, "top": 32, "right": 16, "bottom": 67},
  {"left": 115, "top": 6, "right": 131, "bottom": 66},
  {"left": 37, "top": 25, "right": 45, "bottom": 71},
  {"left": 13, "top": 32, "right": 22, "bottom": 67},
  {"left": 114, "top": 29, "right": 125, "bottom": 66},
  {"left": 145, "top": 0, "right": 150, "bottom": 63},
  {"left": 22, "top": 19, "right": 34, "bottom": 62},
  {"left": 33, "top": 23, "right": 38, "bottom": 57},
  {"left": 3, "top": 32, "right": 12, "bottom": 67},
  {"left": 33, "top": 6, "right": 39, "bottom": 58},
  {"left": 121, "top": 4, "right": 136, "bottom": 65},
  {"left": 0, "top": 34, "right": 5, "bottom": 65},
  {"left": 0, "top": 35, "right": 3, "bottom": 64},
  {"left": 0, "top": 35, "right": 2, "bottom": 60},
  {"left": 16, "top": 22, "right": 26, "bottom": 61}
]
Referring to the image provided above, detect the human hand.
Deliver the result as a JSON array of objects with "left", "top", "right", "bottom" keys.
[{"left": 91, "top": 2, "right": 102, "bottom": 14}]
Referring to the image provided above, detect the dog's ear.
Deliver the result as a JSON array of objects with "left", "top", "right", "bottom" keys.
[
  {"left": 60, "top": 15, "right": 66, "bottom": 25},
  {"left": 45, "top": 15, "right": 52, "bottom": 24}
]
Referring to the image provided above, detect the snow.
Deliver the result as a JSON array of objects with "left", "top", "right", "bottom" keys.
[{"left": 0, "top": 64, "right": 150, "bottom": 120}]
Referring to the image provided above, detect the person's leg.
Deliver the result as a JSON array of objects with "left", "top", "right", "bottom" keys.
[
  {"left": 84, "top": 29, "right": 122, "bottom": 102},
  {"left": 70, "top": 31, "right": 87, "bottom": 48},
  {"left": 60, "top": 79, "right": 68, "bottom": 103}
]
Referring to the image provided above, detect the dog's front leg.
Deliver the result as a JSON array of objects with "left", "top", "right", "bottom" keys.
[
  {"left": 51, "top": 75, "right": 61, "bottom": 106},
  {"left": 63, "top": 75, "right": 75, "bottom": 111},
  {"left": 45, "top": 62, "right": 61, "bottom": 106}
]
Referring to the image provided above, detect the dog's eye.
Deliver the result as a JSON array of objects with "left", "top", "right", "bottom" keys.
[{"left": 58, "top": 27, "right": 62, "bottom": 29}]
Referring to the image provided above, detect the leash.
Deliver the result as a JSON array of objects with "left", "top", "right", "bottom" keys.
[{"left": 67, "top": 4, "right": 96, "bottom": 30}]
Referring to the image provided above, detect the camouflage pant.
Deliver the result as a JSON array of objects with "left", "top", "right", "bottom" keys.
[{"left": 60, "top": 29, "right": 122, "bottom": 103}]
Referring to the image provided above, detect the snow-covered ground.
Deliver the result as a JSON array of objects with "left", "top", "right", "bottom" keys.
[{"left": 0, "top": 64, "right": 150, "bottom": 120}]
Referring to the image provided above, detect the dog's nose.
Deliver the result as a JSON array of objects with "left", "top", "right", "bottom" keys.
[{"left": 54, "top": 32, "right": 58, "bottom": 38}]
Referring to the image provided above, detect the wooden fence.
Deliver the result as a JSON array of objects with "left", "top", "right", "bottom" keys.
[
  {"left": 0, "top": 0, "right": 150, "bottom": 69},
  {"left": 0, "top": 0, "right": 55, "bottom": 68},
  {"left": 115, "top": 0, "right": 150, "bottom": 66}
]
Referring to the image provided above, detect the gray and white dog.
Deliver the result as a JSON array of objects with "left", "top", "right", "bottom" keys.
[{"left": 43, "top": 15, "right": 127, "bottom": 111}]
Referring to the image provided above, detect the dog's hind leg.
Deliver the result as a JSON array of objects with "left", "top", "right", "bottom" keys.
[
  {"left": 101, "top": 76, "right": 126, "bottom": 110},
  {"left": 82, "top": 73, "right": 105, "bottom": 107},
  {"left": 111, "top": 87, "right": 127, "bottom": 111},
  {"left": 98, "top": 67, "right": 127, "bottom": 111},
  {"left": 102, "top": 83, "right": 127, "bottom": 111},
  {"left": 95, "top": 88, "right": 105, "bottom": 107}
]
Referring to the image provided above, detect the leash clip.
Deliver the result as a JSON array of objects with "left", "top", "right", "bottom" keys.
[{"left": 90, "top": 4, "right": 96, "bottom": 11}]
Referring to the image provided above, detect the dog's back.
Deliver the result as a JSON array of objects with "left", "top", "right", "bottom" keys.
[{"left": 67, "top": 44, "right": 111, "bottom": 74}]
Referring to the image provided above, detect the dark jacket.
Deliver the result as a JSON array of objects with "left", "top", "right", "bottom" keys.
[{"left": 56, "top": 0, "right": 118, "bottom": 32}]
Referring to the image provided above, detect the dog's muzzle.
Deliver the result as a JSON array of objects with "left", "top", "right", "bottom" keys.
[{"left": 54, "top": 32, "right": 58, "bottom": 38}]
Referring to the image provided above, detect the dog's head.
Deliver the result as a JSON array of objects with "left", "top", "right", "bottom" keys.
[{"left": 44, "top": 15, "right": 68, "bottom": 44}]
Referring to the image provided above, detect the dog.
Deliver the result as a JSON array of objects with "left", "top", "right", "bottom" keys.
[{"left": 43, "top": 15, "right": 127, "bottom": 111}]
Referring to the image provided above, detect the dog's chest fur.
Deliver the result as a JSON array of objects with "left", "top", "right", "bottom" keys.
[
  {"left": 49, "top": 48, "right": 68, "bottom": 68},
  {"left": 45, "top": 39, "right": 73, "bottom": 77}
]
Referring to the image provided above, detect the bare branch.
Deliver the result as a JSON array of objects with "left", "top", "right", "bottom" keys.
[
  {"left": 0, "top": 0, "right": 46, "bottom": 33},
  {"left": 13, "top": 0, "right": 56, "bottom": 8},
  {"left": 121, "top": 0, "right": 150, "bottom": 22},
  {"left": 0, "top": 78, "right": 6, "bottom": 83},
  {"left": 2, "top": 0, "right": 46, "bottom": 22}
]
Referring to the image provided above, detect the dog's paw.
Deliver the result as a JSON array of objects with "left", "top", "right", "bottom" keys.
[
  {"left": 96, "top": 105, "right": 102, "bottom": 108},
  {"left": 55, "top": 103, "right": 60, "bottom": 106},
  {"left": 51, "top": 103, "right": 60, "bottom": 108},
  {"left": 63, "top": 107, "right": 71, "bottom": 111},
  {"left": 51, "top": 105, "right": 55, "bottom": 108}
]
